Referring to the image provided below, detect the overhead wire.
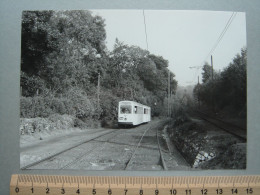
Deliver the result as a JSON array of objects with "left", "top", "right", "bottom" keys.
[
  {"left": 204, "top": 12, "right": 237, "bottom": 61},
  {"left": 188, "top": 12, "right": 237, "bottom": 85},
  {"left": 143, "top": 10, "right": 149, "bottom": 51}
]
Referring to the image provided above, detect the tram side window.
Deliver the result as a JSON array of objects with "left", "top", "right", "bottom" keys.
[
  {"left": 120, "top": 105, "right": 132, "bottom": 114},
  {"left": 134, "top": 106, "right": 137, "bottom": 114},
  {"left": 144, "top": 108, "right": 148, "bottom": 114}
]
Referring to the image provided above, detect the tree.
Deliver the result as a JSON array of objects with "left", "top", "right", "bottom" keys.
[
  {"left": 193, "top": 48, "right": 247, "bottom": 117},
  {"left": 105, "top": 40, "right": 177, "bottom": 117},
  {"left": 21, "top": 11, "right": 55, "bottom": 75},
  {"left": 219, "top": 48, "right": 247, "bottom": 112},
  {"left": 148, "top": 54, "right": 168, "bottom": 70},
  {"left": 39, "top": 10, "right": 108, "bottom": 93},
  {"left": 202, "top": 63, "right": 212, "bottom": 83}
]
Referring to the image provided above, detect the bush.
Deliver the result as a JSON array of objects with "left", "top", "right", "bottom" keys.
[
  {"left": 99, "top": 89, "right": 120, "bottom": 121},
  {"left": 48, "top": 114, "right": 75, "bottom": 128},
  {"left": 81, "top": 118, "right": 100, "bottom": 128},
  {"left": 20, "top": 71, "right": 46, "bottom": 97},
  {"left": 20, "top": 86, "right": 103, "bottom": 127},
  {"left": 20, "top": 96, "right": 33, "bottom": 117},
  {"left": 64, "top": 87, "right": 96, "bottom": 119},
  {"left": 101, "top": 118, "right": 117, "bottom": 128},
  {"left": 20, "top": 96, "right": 68, "bottom": 118},
  {"left": 20, "top": 92, "right": 97, "bottom": 119},
  {"left": 20, "top": 96, "right": 53, "bottom": 118},
  {"left": 50, "top": 98, "right": 67, "bottom": 115},
  {"left": 20, "top": 114, "right": 76, "bottom": 135},
  {"left": 73, "top": 118, "right": 88, "bottom": 129}
]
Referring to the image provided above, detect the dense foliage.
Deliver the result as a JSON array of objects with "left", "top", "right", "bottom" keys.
[
  {"left": 20, "top": 10, "right": 177, "bottom": 125},
  {"left": 193, "top": 48, "right": 247, "bottom": 117}
]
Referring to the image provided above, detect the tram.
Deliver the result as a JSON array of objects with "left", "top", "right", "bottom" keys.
[{"left": 118, "top": 101, "right": 151, "bottom": 126}]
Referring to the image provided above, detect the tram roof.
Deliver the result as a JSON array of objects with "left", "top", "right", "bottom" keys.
[{"left": 119, "top": 100, "right": 150, "bottom": 108}]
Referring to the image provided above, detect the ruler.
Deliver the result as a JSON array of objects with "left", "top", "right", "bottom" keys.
[{"left": 10, "top": 175, "right": 260, "bottom": 195}]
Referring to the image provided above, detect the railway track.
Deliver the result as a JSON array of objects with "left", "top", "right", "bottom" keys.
[
  {"left": 156, "top": 129, "right": 168, "bottom": 170},
  {"left": 195, "top": 110, "right": 246, "bottom": 141},
  {"left": 22, "top": 120, "right": 173, "bottom": 170},
  {"left": 123, "top": 126, "right": 151, "bottom": 170},
  {"left": 60, "top": 125, "right": 160, "bottom": 170},
  {"left": 124, "top": 125, "right": 168, "bottom": 170},
  {"left": 22, "top": 123, "right": 159, "bottom": 170},
  {"left": 21, "top": 129, "right": 119, "bottom": 170}
]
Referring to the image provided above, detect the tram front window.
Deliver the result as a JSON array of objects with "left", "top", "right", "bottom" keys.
[{"left": 120, "top": 105, "right": 132, "bottom": 114}]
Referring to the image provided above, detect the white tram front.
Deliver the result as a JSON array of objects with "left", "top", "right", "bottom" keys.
[{"left": 118, "top": 101, "right": 151, "bottom": 126}]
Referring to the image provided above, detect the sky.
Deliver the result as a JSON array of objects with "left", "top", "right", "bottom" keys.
[{"left": 91, "top": 10, "right": 247, "bottom": 86}]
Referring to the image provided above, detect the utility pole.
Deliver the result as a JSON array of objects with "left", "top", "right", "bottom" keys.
[
  {"left": 168, "top": 70, "right": 171, "bottom": 117},
  {"left": 97, "top": 73, "right": 100, "bottom": 109},
  {"left": 211, "top": 55, "right": 214, "bottom": 80},
  {"left": 211, "top": 55, "right": 214, "bottom": 112},
  {"left": 198, "top": 76, "right": 200, "bottom": 109}
]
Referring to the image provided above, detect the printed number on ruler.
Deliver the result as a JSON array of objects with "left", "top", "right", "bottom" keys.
[{"left": 10, "top": 175, "right": 260, "bottom": 195}]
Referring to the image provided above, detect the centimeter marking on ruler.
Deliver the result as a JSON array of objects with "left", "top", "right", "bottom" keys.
[{"left": 10, "top": 175, "right": 260, "bottom": 195}]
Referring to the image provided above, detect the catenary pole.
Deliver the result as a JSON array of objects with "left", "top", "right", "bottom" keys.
[
  {"left": 211, "top": 55, "right": 214, "bottom": 80},
  {"left": 211, "top": 55, "right": 214, "bottom": 112},
  {"left": 97, "top": 73, "right": 100, "bottom": 109},
  {"left": 168, "top": 70, "right": 170, "bottom": 117},
  {"left": 198, "top": 76, "right": 200, "bottom": 109}
]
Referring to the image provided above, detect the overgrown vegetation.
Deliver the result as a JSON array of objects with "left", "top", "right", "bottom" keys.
[
  {"left": 167, "top": 116, "right": 246, "bottom": 169},
  {"left": 20, "top": 10, "right": 177, "bottom": 127},
  {"left": 193, "top": 48, "right": 247, "bottom": 118}
]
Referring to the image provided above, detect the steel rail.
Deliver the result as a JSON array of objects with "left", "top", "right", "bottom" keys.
[
  {"left": 123, "top": 126, "right": 151, "bottom": 170},
  {"left": 21, "top": 129, "right": 119, "bottom": 170},
  {"left": 195, "top": 110, "right": 246, "bottom": 141},
  {"left": 156, "top": 128, "right": 168, "bottom": 170},
  {"left": 60, "top": 128, "right": 159, "bottom": 169},
  {"left": 197, "top": 110, "right": 246, "bottom": 131}
]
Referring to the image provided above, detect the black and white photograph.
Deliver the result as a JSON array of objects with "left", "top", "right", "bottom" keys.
[{"left": 20, "top": 10, "right": 247, "bottom": 170}]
